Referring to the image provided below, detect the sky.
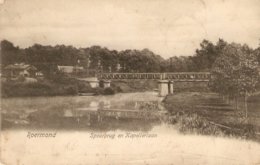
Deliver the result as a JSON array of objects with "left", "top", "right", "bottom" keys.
[{"left": 0, "top": 0, "right": 260, "bottom": 58}]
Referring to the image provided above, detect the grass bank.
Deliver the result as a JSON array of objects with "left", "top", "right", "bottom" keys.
[
  {"left": 163, "top": 92, "right": 260, "bottom": 141},
  {"left": 110, "top": 80, "right": 158, "bottom": 93}
]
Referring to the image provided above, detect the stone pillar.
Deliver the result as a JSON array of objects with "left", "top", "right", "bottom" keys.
[
  {"left": 158, "top": 80, "right": 169, "bottom": 97},
  {"left": 103, "top": 80, "right": 111, "bottom": 88},
  {"left": 169, "top": 81, "right": 174, "bottom": 94},
  {"left": 87, "top": 77, "right": 99, "bottom": 88}
]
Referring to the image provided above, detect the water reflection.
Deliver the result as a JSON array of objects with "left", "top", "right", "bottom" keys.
[{"left": 2, "top": 92, "right": 167, "bottom": 131}]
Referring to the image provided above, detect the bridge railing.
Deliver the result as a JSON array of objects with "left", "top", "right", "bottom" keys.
[
  {"left": 165, "top": 72, "right": 211, "bottom": 81},
  {"left": 98, "top": 72, "right": 211, "bottom": 81},
  {"left": 98, "top": 73, "right": 162, "bottom": 80}
]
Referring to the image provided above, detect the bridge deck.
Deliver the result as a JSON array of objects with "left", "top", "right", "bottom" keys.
[{"left": 98, "top": 72, "right": 211, "bottom": 81}]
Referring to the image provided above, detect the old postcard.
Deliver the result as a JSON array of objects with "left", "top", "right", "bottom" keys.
[{"left": 0, "top": 0, "right": 260, "bottom": 164}]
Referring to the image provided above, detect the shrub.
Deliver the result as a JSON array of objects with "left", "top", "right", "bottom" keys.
[
  {"left": 77, "top": 81, "right": 92, "bottom": 93},
  {"left": 177, "top": 113, "right": 223, "bottom": 136},
  {"left": 103, "top": 87, "right": 115, "bottom": 95},
  {"left": 65, "top": 85, "right": 78, "bottom": 95},
  {"left": 115, "top": 86, "right": 123, "bottom": 92}
]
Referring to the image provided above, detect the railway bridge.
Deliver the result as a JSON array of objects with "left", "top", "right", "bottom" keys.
[{"left": 78, "top": 72, "right": 211, "bottom": 96}]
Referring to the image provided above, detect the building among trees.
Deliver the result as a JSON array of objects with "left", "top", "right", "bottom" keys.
[
  {"left": 57, "top": 65, "right": 84, "bottom": 74},
  {"left": 4, "top": 63, "right": 37, "bottom": 78}
]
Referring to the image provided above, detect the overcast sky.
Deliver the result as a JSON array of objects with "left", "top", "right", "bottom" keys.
[{"left": 0, "top": 0, "right": 259, "bottom": 58}]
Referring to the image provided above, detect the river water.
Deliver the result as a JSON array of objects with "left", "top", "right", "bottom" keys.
[
  {"left": 1, "top": 91, "right": 165, "bottom": 130},
  {"left": 1, "top": 92, "right": 260, "bottom": 165}
]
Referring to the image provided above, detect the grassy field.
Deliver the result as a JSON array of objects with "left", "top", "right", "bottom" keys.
[{"left": 163, "top": 92, "right": 260, "bottom": 140}]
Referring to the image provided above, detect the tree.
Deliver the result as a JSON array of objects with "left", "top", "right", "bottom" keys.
[
  {"left": 25, "top": 44, "right": 60, "bottom": 77},
  {"left": 238, "top": 45, "right": 259, "bottom": 117},
  {"left": 0, "top": 40, "right": 23, "bottom": 67},
  {"left": 210, "top": 43, "right": 259, "bottom": 117},
  {"left": 193, "top": 39, "right": 227, "bottom": 71},
  {"left": 254, "top": 47, "right": 260, "bottom": 65},
  {"left": 118, "top": 49, "right": 163, "bottom": 73}
]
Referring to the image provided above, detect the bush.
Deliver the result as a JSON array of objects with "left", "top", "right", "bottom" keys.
[
  {"left": 1, "top": 80, "right": 80, "bottom": 97},
  {"left": 17, "top": 75, "right": 26, "bottom": 82},
  {"left": 177, "top": 113, "right": 223, "bottom": 136},
  {"left": 65, "top": 85, "right": 78, "bottom": 95},
  {"left": 103, "top": 87, "right": 115, "bottom": 95},
  {"left": 24, "top": 81, "right": 52, "bottom": 89},
  {"left": 115, "top": 86, "right": 123, "bottom": 92},
  {"left": 77, "top": 81, "right": 92, "bottom": 93}
]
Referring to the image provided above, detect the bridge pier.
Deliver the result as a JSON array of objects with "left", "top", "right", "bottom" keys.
[
  {"left": 158, "top": 80, "right": 169, "bottom": 97},
  {"left": 87, "top": 77, "right": 99, "bottom": 88},
  {"left": 158, "top": 80, "right": 174, "bottom": 96},
  {"left": 169, "top": 81, "right": 174, "bottom": 94},
  {"left": 103, "top": 80, "right": 111, "bottom": 88}
]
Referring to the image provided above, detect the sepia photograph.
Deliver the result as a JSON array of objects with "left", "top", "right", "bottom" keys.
[{"left": 0, "top": 0, "right": 260, "bottom": 164}]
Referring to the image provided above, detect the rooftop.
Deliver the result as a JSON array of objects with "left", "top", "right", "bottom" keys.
[{"left": 5, "top": 63, "right": 37, "bottom": 70}]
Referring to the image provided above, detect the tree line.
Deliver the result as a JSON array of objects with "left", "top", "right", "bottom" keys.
[
  {"left": 0, "top": 40, "right": 163, "bottom": 77},
  {"left": 3, "top": 39, "right": 259, "bottom": 75}
]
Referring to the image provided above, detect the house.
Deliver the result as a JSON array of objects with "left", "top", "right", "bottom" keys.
[
  {"left": 4, "top": 63, "right": 37, "bottom": 78},
  {"left": 57, "top": 65, "right": 84, "bottom": 74}
]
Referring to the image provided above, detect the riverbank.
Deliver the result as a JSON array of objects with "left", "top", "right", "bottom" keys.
[
  {"left": 1, "top": 78, "right": 118, "bottom": 98},
  {"left": 163, "top": 92, "right": 260, "bottom": 141},
  {"left": 1, "top": 78, "right": 159, "bottom": 98}
]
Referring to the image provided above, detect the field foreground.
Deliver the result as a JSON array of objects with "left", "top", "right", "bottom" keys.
[{"left": 1, "top": 125, "right": 260, "bottom": 165}]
